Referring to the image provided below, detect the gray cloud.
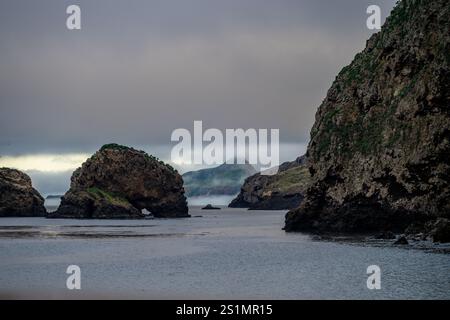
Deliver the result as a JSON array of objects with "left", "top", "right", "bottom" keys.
[{"left": 0, "top": 0, "right": 397, "bottom": 155}]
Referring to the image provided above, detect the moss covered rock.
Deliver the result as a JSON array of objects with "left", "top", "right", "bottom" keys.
[
  {"left": 50, "top": 144, "right": 189, "bottom": 219},
  {"left": 285, "top": 0, "right": 450, "bottom": 242},
  {"left": 229, "top": 156, "right": 311, "bottom": 210}
]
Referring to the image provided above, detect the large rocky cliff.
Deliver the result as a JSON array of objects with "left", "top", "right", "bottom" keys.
[
  {"left": 50, "top": 144, "right": 189, "bottom": 219},
  {"left": 0, "top": 168, "right": 46, "bottom": 217},
  {"left": 285, "top": 0, "right": 450, "bottom": 242},
  {"left": 229, "top": 156, "right": 310, "bottom": 210}
]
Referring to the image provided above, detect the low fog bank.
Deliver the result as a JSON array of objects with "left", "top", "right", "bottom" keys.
[{"left": 187, "top": 195, "right": 237, "bottom": 207}]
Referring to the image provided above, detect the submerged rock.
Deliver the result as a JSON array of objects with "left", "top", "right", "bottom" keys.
[
  {"left": 229, "top": 156, "right": 310, "bottom": 210},
  {"left": 285, "top": 0, "right": 450, "bottom": 242},
  {"left": 202, "top": 204, "right": 221, "bottom": 210},
  {"left": 49, "top": 144, "right": 189, "bottom": 219},
  {"left": 0, "top": 168, "right": 46, "bottom": 217}
]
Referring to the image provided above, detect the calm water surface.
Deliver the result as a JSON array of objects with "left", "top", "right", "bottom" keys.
[{"left": 0, "top": 207, "right": 449, "bottom": 299}]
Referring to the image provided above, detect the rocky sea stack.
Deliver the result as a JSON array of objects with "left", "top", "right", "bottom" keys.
[
  {"left": 229, "top": 156, "right": 310, "bottom": 210},
  {"left": 50, "top": 144, "right": 189, "bottom": 219},
  {"left": 0, "top": 168, "right": 46, "bottom": 217},
  {"left": 285, "top": 0, "right": 450, "bottom": 242}
]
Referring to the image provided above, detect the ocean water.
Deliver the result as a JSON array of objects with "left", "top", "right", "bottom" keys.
[{"left": 0, "top": 207, "right": 449, "bottom": 299}]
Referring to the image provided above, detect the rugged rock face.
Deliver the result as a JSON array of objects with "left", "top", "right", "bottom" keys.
[
  {"left": 183, "top": 163, "right": 256, "bottom": 197},
  {"left": 0, "top": 168, "right": 46, "bottom": 217},
  {"left": 50, "top": 144, "right": 189, "bottom": 219},
  {"left": 285, "top": 0, "right": 450, "bottom": 242},
  {"left": 229, "top": 156, "right": 310, "bottom": 210}
]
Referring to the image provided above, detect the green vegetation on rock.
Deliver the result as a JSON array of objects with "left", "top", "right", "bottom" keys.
[
  {"left": 183, "top": 163, "right": 256, "bottom": 197},
  {"left": 87, "top": 187, "right": 130, "bottom": 206}
]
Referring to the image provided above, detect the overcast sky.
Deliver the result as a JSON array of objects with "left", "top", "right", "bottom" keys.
[{"left": 0, "top": 0, "right": 397, "bottom": 192}]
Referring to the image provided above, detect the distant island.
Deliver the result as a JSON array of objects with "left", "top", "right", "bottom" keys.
[{"left": 182, "top": 163, "right": 256, "bottom": 198}]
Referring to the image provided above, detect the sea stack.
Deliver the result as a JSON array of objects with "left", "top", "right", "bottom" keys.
[
  {"left": 0, "top": 168, "right": 46, "bottom": 217},
  {"left": 285, "top": 0, "right": 450, "bottom": 242},
  {"left": 50, "top": 144, "right": 189, "bottom": 219}
]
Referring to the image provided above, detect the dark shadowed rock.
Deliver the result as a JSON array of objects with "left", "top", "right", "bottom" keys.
[
  {"left": 49, "top": 144, "right": 189, "bottom": 219},
  {"left": 394, "top": 236, "right": 409, "bottom": 245},
  {"left": 0, "top": 168, "right": 46, "bottom": 217},
  {"left": 202, "top": 204, "right": 221, "bottom": 210},
  {"left": 375, "top": 231, "right": 396, "bottom": 240},
  {"left": 285, "top": 0, "right": 450, "bottom": 242},
  {"left": 229, "top": 156, "right": 310, "bottom": 210}
]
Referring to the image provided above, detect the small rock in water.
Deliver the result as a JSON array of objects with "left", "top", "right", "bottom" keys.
[{"left": 49, "top": 144, "right": 189, "bottom": 219}]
